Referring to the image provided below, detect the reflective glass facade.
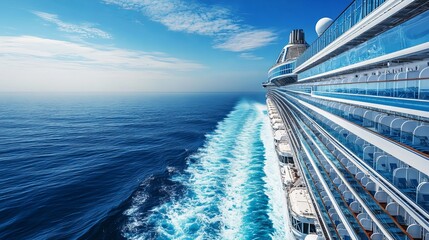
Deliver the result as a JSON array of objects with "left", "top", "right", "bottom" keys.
[
  {"left": 313, "top": 78, "right": 429, "bottom": 101},
  {"left": 298, "top": 10, "right": 429, "bottom": 80},
  {"left": 268, "top": 61, "right": 296, "bottom": 80},
  {"left": 296, "top": 0, "right": 386, "bottom": 68}
]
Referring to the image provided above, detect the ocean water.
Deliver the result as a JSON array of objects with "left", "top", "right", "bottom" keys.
[{"left": 0, "top": 93, "right": 287, "bottom": 240}]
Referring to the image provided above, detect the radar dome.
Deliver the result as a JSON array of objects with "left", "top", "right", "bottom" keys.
[{"left": 315, "top": 17, "right": 333, "bottom": 36}]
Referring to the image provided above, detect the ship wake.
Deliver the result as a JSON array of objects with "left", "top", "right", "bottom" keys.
[{"left": 122, "top": 100, "right": 287, "bottom": 239}]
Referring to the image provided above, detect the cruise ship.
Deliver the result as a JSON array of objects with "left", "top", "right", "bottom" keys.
[
  {"left": 267, "top": 99, "right": 320, "bottom": 240},
  {"left": 264, "top": 0, "right": 429, "bottom": 239}
]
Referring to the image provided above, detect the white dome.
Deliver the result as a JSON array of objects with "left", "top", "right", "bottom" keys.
[{"left": 315, "top": 17, "right": 333, "bottom": 36}]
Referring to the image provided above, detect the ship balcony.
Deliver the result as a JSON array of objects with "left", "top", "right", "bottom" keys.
[
  {"left": 272, "top": 95, "right": 392, "bottom": 239},
  {"left": 271, "top": 98, "right": 348, "bottom": 239},
  {"left": 269, "top": 91, "right": 429, "bottom": 239},
  {"left": 279, "top": 90, "right": 429, "bottom": 209},
  {"left": 310, "top": 69, "right": 429, "bottom": 98},
  {"left": 308, "top": 77, "right": 429, "bottom": 115},
  {"left": 278, "top": 89, "right": 429, "bottom": 155},
  {"left": 297, "top": 9, "right": 429, "bottom": 81}
]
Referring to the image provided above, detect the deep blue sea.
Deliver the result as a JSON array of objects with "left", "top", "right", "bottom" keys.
[{"left": 0, "top": 93, "right": 287, "bottom": 240}]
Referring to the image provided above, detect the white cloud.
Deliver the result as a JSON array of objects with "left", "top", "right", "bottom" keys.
[
  {"left": 215, "top": 30, "right": 277, "bottom": 52},
  {"left": 239, "top": 52, "right": 263, "bottom": 61},
  {"left": 0, "top": 36, "right": 205, "bottom": 92},
  {"left": 0, "top": 35, "right": 202, "bottom": 70},
  {"left": 33, "top": 11, "right": 112, "bottom": 39},
  {"left": 103, "top": 0, "right": 276, "bottom": 51}
]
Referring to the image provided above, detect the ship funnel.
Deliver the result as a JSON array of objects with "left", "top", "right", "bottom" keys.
[{"left": 289, "top": 29, "right": 305, "bottom": 44}]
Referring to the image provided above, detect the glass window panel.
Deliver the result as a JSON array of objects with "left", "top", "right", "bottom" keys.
[
  {"left": 395, "top": 80, "right": 406, "bottom": 98},
  {"left": 298, "top": 11, "right": 429, "bottom": 81},
  {"left": 338, "top": 14, "right": 344, "bottom": 35},
  {"left": 310, "top": 224, "right": 316, "bottom": 233},
  {"left": 368, "top": 82, "right": 377, "bottom": 95},
  {"left": 367, "top": 37, "right": 383, "bottom": 59},
  {"left": 406, "top": 80, "right": 418, "bottom": 99},
  {"left": 378, "top": 82, "right": 386, "bottom": 96},
  {"left": 363, "top": 0, "right": 368, "bottom": 17},
  {"left": 379, "top": 27, "right": 403, "bottom": 54},
  {"left": 420, "top": 79, "right": 429, "bottom": 100},
  {"left": 386, "top": 81, "right": 394, "bottom": 97},
  {"left": 355, "top": 0, "right": 363, "bottom": 22},
  {"left": 358, "top": 83, "right": 366, "bottom": 94},
  {"left": 367, "top": 0, "right": 373, "bottom": 15},
  {"left": 302, "top": 223, "right": 307, "bottom": 234},
  {"left": 345, "top": 9, "right": 351, "bottom": 31},
  {"left": 402, "top": 11, "right": 429, "bottom": 48}
]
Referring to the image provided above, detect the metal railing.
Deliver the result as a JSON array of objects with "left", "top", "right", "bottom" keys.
[{"left": 295, "top": 0, "right": 386, "bottom": 68}]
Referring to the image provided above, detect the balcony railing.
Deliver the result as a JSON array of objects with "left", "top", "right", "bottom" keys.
[
  {"left": 275, "top": 90, "right": 429, "bottom": 217},
  {"left": 295, "top": 0, "right": 386, "bottom": 68},
  {"left": 298, "top": 10, "right": 429, "bottom": 80},
  {"left": 313, "top": 78, "right": 429, "bottom": 102},
  {"left": 268, "top": 61, "right": 296, "bottom": 81}
]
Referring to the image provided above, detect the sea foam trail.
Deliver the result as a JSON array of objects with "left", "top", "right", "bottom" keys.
[
  {"left": 260, "top": 105, "right": 290, "bottom": 239},
  {"left": 122, "top": 100, "right": 288, "bottom": 240}
]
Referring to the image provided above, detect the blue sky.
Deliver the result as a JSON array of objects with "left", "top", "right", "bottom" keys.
[{"left": 0, "top": 0, "right": 351, "bottom": 92}]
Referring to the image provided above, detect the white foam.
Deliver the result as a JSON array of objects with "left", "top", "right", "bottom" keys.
[
  {"left": 218, "top": 105, "right": 260, "bottom": 239},
  {"left": 260, "top": 105, "right": 292, "bottom": 239},
  {"left": 122, "top": 100, "right": 289, "bottom": 239}
]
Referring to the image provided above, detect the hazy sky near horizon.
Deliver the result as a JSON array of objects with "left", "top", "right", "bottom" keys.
[{"left": 0, "top": 0, "right": 350, "bottom": 92}]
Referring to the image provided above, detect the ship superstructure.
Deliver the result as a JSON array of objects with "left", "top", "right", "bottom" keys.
[
  {"left": 267, "top": 99, "right": 320, "bottom": 240},
  {"left": 264, "top": 0, "right": 429, "bottom": 239}
]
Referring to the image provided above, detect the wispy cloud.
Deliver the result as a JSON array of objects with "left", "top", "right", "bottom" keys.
[
  {"left": 103, "top": 0, "right": 277, "bottom": 51},
  {"left": 239, "top": 52, "right": 263, "bottom": 61},
  {"left": 215, "top": 30, "right": 277, "bottom": 52},
  {"left": 0, "top": 35, "right": 203, "bottom": 71},
  {"left": 33, "top": 11, "right": 112, "bottom": 39},
  {"left": 0, "top": 36, "right": 205, "bottom": 92}
]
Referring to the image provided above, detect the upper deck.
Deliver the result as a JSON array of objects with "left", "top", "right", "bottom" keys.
[
  {"left": 295, "top": 0, "right": 387, "bottom": 69},
  {"left": 295, "top": 0, "right": 429, "bottom": 71}
]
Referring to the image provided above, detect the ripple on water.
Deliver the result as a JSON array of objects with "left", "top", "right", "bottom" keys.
[{"left": 123, "top": 101, "right": 288, "bottom": 240}]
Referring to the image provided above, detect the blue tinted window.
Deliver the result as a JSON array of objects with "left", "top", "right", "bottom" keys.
[{"left": 298, "top": 10, "right": 429, "bottom": 80}]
